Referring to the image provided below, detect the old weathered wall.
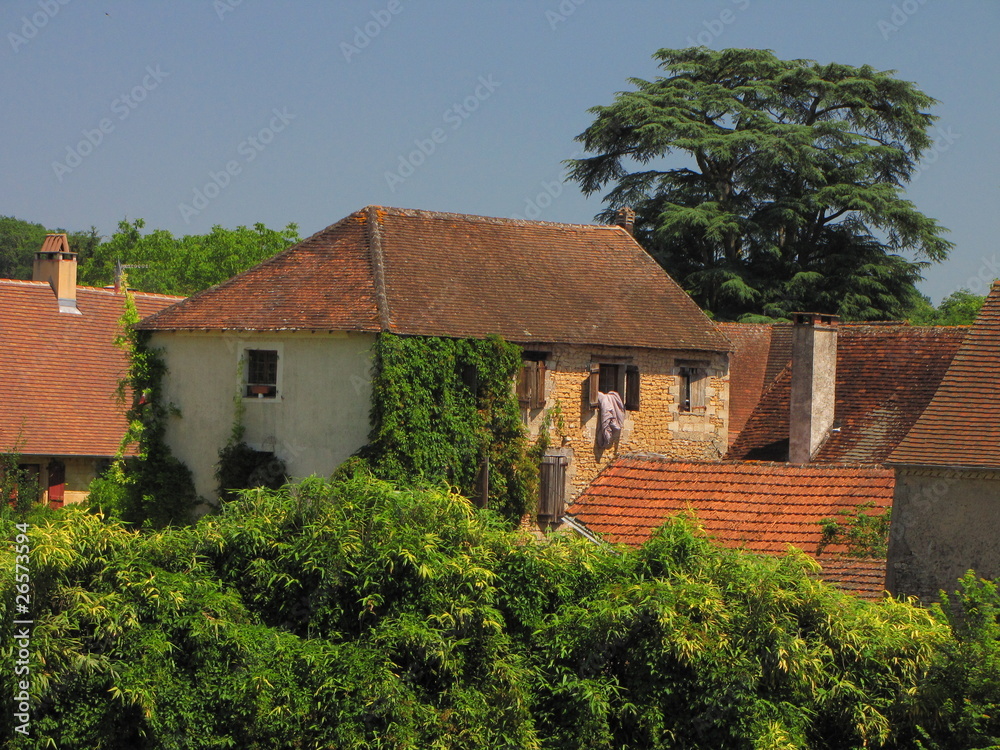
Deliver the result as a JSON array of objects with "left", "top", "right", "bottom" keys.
[
  {"left": 521, "top": 343, "right": 729, "bottom": 501},
  {"left": 153, "top": 331, "right": 376, "bottom": 501},
  {"left": 887, "top": 467, "right": 1000, "bottom": 600}
]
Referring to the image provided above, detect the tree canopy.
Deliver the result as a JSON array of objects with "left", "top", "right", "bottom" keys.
[
  {"left": 908, "top": 288, "right": 985, "bottom": 326},
  {"left": 7, "top": 473, "right": 1000, "bottom": 748},
  {"left": 0, "top": 216, "right": 100, "bottom": 280},
  {"left": 79, "top": 219, "right": 300, "bottom": 296},
  {"left": 568, "top": 47, "right": 952, "bottom": 321}
]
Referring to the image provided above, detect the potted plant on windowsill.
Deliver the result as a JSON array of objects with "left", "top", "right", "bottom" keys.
[{"left": 249, "top": 385, "right": 271, "bottom": 397}]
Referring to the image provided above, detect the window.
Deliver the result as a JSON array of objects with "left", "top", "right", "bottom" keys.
[
  {"left": 246, "top": 349, "right": 279, "bottom": 398},
  {"left": 677, "top": 361, "right": 708, "bottom": 412},
  {"left": 538, "top": 453, "right": 568, "bottom": 519},
  {"left": 589, "top": 361, "right": 640, "bottom": 410},
  {"left": 517, "top": 351, "right": 548, "bottom": 410}
]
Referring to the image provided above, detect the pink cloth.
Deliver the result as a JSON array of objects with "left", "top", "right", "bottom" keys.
[{"left": 596, "top": 391, "right": 625, "bottom": 448}]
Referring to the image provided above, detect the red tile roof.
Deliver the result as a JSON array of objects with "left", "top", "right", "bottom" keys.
[
  {"left": 0, "top": 280, "right": 180, "bottom": 456},
  {"left": 816, "top": 556, "right": 887, "bottom": 601},
  {"left": 716, "top": 323, "right": 791, "bottom": 446},
  {"left": 726, "top": 324, "right": 967, "bottom": 464},
  {"left": 139, "top": 206, "right": 729, "bottom": 352},
  {"left": 890, "top": 282, "right": 1000, "bottom": 467},
  {"left": 567, "top": 456, "right": 892, "bottom": 598},
  {"left": 569, "top": 457, "right": 894, "bottom": 554}
]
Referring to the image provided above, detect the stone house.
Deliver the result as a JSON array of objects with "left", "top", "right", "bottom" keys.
[
  {"left": 136, "top": 205, "right": 731, "bottom": 514},
  {"left": 887, "top": 280, "right": 1000, "bottom": 600},
  {"left": 567, "top": 315, "right": 968, "bottom": 598},
  {"left": 0, "top": 234, "right": 180, "bottom": 504}
]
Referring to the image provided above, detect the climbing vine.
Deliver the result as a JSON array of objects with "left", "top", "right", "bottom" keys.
[
  {"left": 88, "top": 286, "right": 196, "bottom": 527},
  {"left": 361, "top": 333, "right": 535, "bottom": 524},
  {"left": 818, "top": 502, "right": 892, "bottom": 558}
]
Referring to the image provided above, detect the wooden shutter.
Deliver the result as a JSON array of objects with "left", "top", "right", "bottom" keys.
[
  {"left": 589, "top": 363, "right": 600, "bottom": 407},
  {"left": 624, "top": 365, "right": 640, "bottom": 411},
  {"left": 531, "top": 360, "right": 546, "bottom": 409},
  {"left": 690, "top": 369, "right": 707, "bottom": 409},
  {"left": 47, "top": 460, "right": 65, "bottom": 506},
  {"left": 518, "top": 361, "right": 546, "bottom": 409},
  {"left": 538, "top": 454, "right": 568, "bottom": 518}
]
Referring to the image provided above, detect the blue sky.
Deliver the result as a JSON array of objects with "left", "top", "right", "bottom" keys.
[{"left": 2, "top": 0, "right": 997, "bottom": 303}]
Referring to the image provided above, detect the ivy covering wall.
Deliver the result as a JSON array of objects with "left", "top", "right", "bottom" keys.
[{"left": 361, "top": 333, "right": 535, "bottom": 524}]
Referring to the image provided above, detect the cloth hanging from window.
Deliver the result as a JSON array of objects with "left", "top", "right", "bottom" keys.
[{"left": 596, "top": 391, "right": 625, "bottom": 448}]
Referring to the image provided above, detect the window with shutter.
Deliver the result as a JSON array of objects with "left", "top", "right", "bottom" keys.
[
  {"left": 538, "top": 453, "right": 568, "bottom": 518},
  {"left": 518, "top": 352, "right": 548, "bottom": 409},
  {"left": 678, "top": 362, "right": 709, "bottom": 412},
  {"left": 590, "top": 360, "right": 640, "bottom": 411}
]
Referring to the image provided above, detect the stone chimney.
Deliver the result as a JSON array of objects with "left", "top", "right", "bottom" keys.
[
  {"left": 32, "top": 234, "right": 81, "bottom": 314},
  {"left": 788, "top": 312, "right": 838, "bottom": 464},
  {"left": 614, "top": 207, "right": 636, "bottom": 236}
]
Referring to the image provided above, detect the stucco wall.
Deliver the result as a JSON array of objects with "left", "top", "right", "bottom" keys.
[
  {"left": 887, "top": 467, "right": 1000, "bottom": 600},
  {"left": 153, "top": 331, "right": 375, "bottom": 501},
  {"left": 520, "top": 343, "right": 729, "bottom": 501}
]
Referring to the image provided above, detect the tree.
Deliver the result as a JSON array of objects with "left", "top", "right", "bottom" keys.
[
  {"left": 908, "top": 288, "right": 985, "bottom": 326},
  {"left": 78, "top": 218, "right": 300, "bottom": 296},
  {"left": 568, "top": 47, "right": 952, "bottom": 321},
  {"left": 0, "top": 216, "right": 102, "bottom": 280}
]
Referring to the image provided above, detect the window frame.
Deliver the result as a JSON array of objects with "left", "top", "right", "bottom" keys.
[
  {"left": 589, "top": 359, "right": 640, "bottom": 411},
  {"left": 242, "top": 344, "right": 283, "bottom": 401},
  {"left": 517, "top": 351, "right": 549, "bottom": 410},
  {"left": 676, "top": 359, "right": 709, "bottom": 413}
]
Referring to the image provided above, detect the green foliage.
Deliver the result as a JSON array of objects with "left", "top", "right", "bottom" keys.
[
  {"left": 915, "top": 574, "right": 1000, "bottom": 748},
  {"left": 817, "top": 502, "right": 891, "bottom": 558},
  {"left": 88, "top": 289, "right": 195, "bottom": 527},
  {"left": 362, "top": 333, "right": 535, "bottom": 524},
  {"left": 568, "top": 47, "right": 951, "bottom": 321},
  {"left": 0, "top": 215, "right": 101, "bottom": 279},
  {"left": 908, "top": 288, "right": 986, "bottom": 326},
  {"left": 78, "top": 218, "right": 300, "bottom": 295},
  {"left": 0, "top": 439, "right": 40, "bottom": 514},
  {"left": 5, "top": 474, "right": 989, "bottom": 748},
  {"left": 216, "top": 442, "right": 287, "bottom": 503}
]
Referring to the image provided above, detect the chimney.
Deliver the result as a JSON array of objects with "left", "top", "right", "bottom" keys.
[
  {"left": 788, "top": 312, "right": 838, "bottom": 464},
  {"left": 614, "top": 207, "right": 636, "bottom": 236},
  {"left": 32, "top": 234, "right": 81, "bottom": 315}
]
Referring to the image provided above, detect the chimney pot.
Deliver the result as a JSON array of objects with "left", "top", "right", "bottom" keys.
[{"left": 614, "top": 207, "right": 636, "bottom": 236}]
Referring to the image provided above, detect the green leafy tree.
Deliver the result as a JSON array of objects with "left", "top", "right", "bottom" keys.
[
  {"left": 0, "top": 216, "right": 101, "bottom": 279},
  {"left": 908, "top": 288, "right": 986, "bottom": 326},
  {"left": 568, "top": 47, "right": 952, "bottom": 321},
  {"left": 79, "top": 219, "right": 299, "bottom": 295}
]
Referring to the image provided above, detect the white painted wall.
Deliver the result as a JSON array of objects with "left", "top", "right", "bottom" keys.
[{"left": 152, "top": 330, "right": 375, "bottom": 500}]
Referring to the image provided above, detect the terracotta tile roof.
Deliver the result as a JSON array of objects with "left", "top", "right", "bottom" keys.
[
  {"left": 726, "top": 324, "right": 967, "bottom": 464},
  {"left": 890, "top": 282, "right": 1000, "bottom": 468},
  {"left": 568, "top": 457, "right": 894, "bottom": 555},
  {"left": 816, "top": 556, "right": 887, "bottom": 601},
  {"left": 139, "top": 206, "right": 729, "bottom": 352},
  {"left": 0, "top": 280, "right": 181, "bottom": 456},
  {"left": 716, "top": 323, "right": 791, "bottom": 446}
]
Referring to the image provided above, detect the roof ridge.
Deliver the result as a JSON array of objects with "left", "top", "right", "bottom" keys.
[
  {"left": 365, "top": 206, "right": 392, "bottom": 330},
  {"left": 365, "top": 204, "right": 627, "bottom": 233}
]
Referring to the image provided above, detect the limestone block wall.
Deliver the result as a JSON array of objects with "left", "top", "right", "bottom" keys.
[
  {"left": 888, "top": 467, "right": 1000, "bottom": 601},
  {"left": 520, "top": 343, "right": 729, "bottom": 501}
]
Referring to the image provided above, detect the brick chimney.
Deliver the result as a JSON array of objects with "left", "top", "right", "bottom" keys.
[
  {"left": 32, "top": 234, "right": 81, "bottom": 314},
  {"left": 789, "top": 312, "right": 838, "bottom": 464},
  {"left": 614, "top": 207, "right": 636, "bottom": 236}
]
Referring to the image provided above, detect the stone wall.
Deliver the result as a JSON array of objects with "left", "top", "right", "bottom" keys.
[
  {"left": 520, "top": 343, "right": 729, "bottom": 503},
  {"left": 887, "top": 467, "right": 1000, "bottom": 600}
]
